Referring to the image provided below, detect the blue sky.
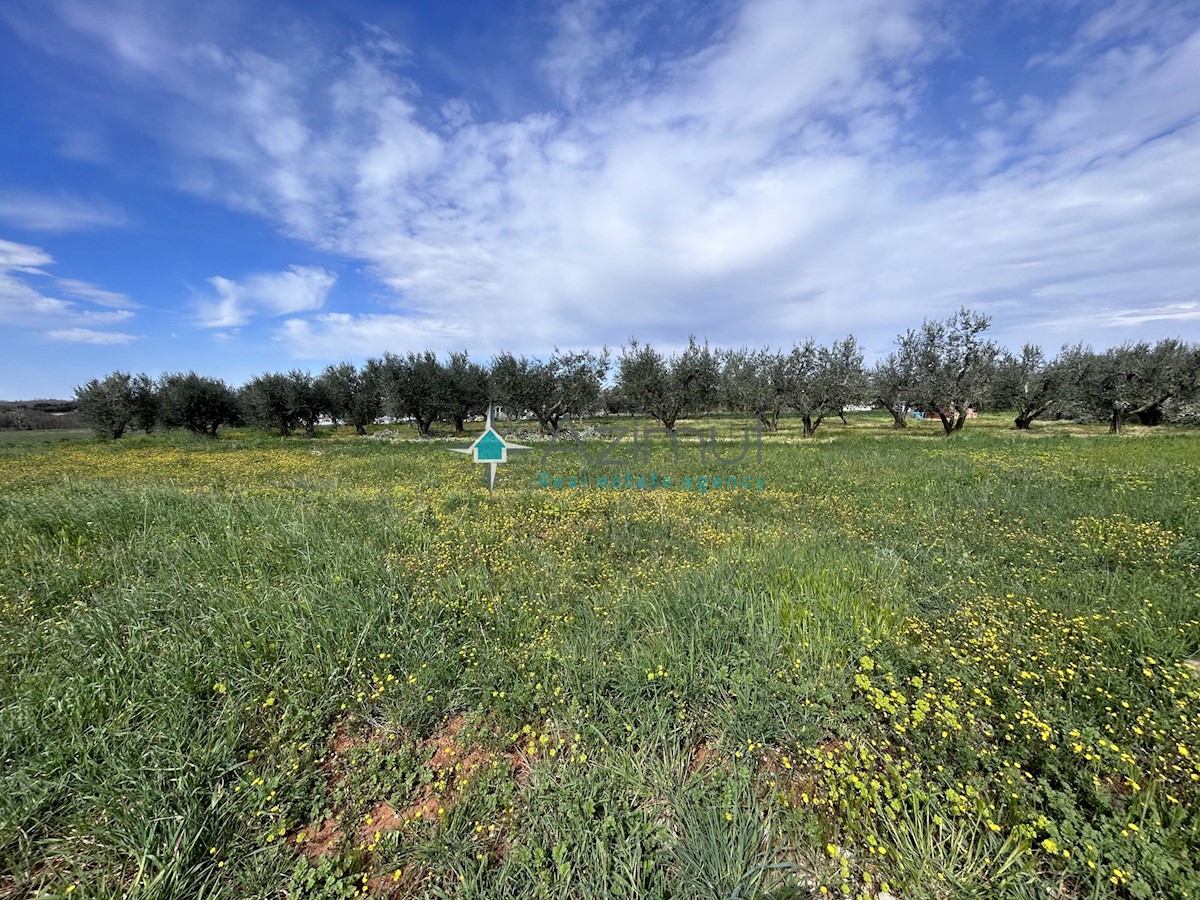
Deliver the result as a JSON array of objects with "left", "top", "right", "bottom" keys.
[{"left": 2, "top": 0, "right": 1198, "bottom": 399}]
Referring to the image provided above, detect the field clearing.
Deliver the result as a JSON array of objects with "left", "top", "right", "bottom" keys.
[
  {"left": 0, "top": 430, "right": 93, "bottom": 449},
  {"left": 1, "top": 414, "right": 1199, "bottom": 899}
]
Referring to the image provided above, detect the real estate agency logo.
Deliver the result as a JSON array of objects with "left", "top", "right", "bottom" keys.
[{"left": 450, "top": 405, "right": 530, "bottom": 493}]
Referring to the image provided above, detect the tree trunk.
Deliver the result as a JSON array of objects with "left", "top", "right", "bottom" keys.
[
  {"left": 837, "top": 411, "right": 848, "bottom": 425},
  {"left": 1014, "top": 404, "right": 1050, "bottom": 430},
  {"left": 1134, "top": 403, "right": 1163, "bottom": 426},
  {"left": 881, "top": 402, "right": 907, "bottom": 429},
  {"left": 952, "top": 405, "right": 967, "bottom": 432},
  {"left": 453, "top": 415, "right": 466, "bottom": 433},
  {"left": 1109, "top": 407, "right": 1122, "bottom": 434},
  {"left": 937, "top": 411, "right": 954, "bottom": 435},
  {"left": 802, "top": 414, "right": 823, "bottom": 438},
  {"left": 354, "top": 422, "right": 367, "bottom": 436}
]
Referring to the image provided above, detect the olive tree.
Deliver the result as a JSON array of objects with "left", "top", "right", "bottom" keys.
[
  {"left": 899, "top": 308, "right": 997, "bottom": 434},
  {"left": 158, "top": 372, "right": 239, "bottom": 437},
  {"left": 782, "top": 336, "right": 869, "bottom": 438},
  {"left": 443, "top": 351, "right": 490, "bottom": 433},
  {"left": 130, "top": 373, "right": 160, "bottom": 434},
  {"left": 616, "top": 337, "right": 719, "bottom": 433},
  {"left": 720, "top": 347, "right": 788, "bottom": 432},
  {"left": 316, "top": 362, "right": 382, "bottom": 436},
  {"left": 239, "top": 372, "right": 299, "bottom": 436},
  {"left": 987, "top": 345, "right": 1062, "bottom": 429},
  {"left": 491, "top": 348, "right": 608, "bottom": 434},
  {"left": 74, "top": 371, "right": 135, "bottom": 439},
  {"left": 378, "top": 351, "right": 444, "bottom": 436},
  {"left": 286, "top": 370, "right": 329, "bottom": 438},
  {"left": 1059, "top": 339, "right": 1200, "bottom": 433},
  {"left": 870, "top": 350, "right": 917, "bottom": 430}
]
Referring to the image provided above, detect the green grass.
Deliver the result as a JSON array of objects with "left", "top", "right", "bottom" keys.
[
  {"left": 0, "top": 429, "right": 92, "bottom": 448},
  {"left": 1, "top": 413, "right": 1198, "bottom": 899}
]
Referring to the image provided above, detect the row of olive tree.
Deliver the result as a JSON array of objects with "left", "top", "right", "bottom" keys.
[
  {"left": 74, "top": 371, "right": 239, "bottom": 439},
  {"left": 863, "top": 310, "right": 1198, "bottom": 434},
  {"left": 983, "top": 339, "right": 1200, "bottom": 433},
  {"left": 611, "top": 310, "right": 998, "bottom": 437},
  {"left": 614, "top": 311, "right": 995, "bottom": 437},
  {"left": 74, "top": 309, "right": 1200, "bottom": 439},
  {"left": 73, "top": 353, "right": 487, "bottom": 440}
]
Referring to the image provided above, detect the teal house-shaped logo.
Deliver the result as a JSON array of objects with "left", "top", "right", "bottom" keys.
[
  {"left": 451, "top": 406, "right": 530, "bottom": 492},
  {"left": 471, "top": 428, "right": 508, "bottom": 463}
]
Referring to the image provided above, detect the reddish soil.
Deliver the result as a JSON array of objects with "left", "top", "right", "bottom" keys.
[
  {"left": 296, "top": 817, "right": 344, "bottom": 860},
  {"left": 292, "top": 712, "right": 521, "bottom": 869},
  {"left": 688, "top": 741, "right": 714, "bottom": 777}
]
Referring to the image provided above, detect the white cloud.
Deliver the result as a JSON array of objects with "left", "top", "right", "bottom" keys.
[
  {"left": 0, "top": 237, "right": 137, "bottom": 341},
  {"left": 197, "top": 264, "right": 336, "bottom": 328},
  {"left": 14, "top": 0, "right": 1200, "bottom": 358},
  {"left": 44, "top": 327, "right": 138, "bottom": 344},
  {"left": 1026, "top": 29, "right": 1200, "bottom": 173},
  {"left": 0, "top": 237, "right": 53, "bottom": 269},
  {"left": 0, "top": 190, "right": 126, "bottom": 232},
  {"left": 278, "top": 312, "right": 471, "bottom": 358},
  {"left": 1102, "top": 304, "right": 1200, "bottom": 327},
  {"left": 539, "top": 0, "right": 641, "bottom": 110},
  {"left": 55, "top": 0, "right": 175, "bottom": 73},
  {"left": 52, "top": 278, "right": 139, "bottom": 309}
]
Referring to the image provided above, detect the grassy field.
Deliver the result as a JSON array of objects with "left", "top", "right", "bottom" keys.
[
  {"left": 0, "top": 430, "right": 93, "bottom": 449},
  {"left": 1, "top": 414, "right": 1198, "bottom": 899}
]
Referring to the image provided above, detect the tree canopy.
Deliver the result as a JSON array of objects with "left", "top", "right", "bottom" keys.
[
  {"left": 74, "top": 372, "right": 135, "bottom": 439},
  {"left": 617, "top": 337, "right": 719, "bottom": 433}
]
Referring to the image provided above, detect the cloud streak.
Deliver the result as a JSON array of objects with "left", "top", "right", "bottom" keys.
[
  {"left": 0, "top": 237, "right": 137, "bottom": 342},
  {"left": 0, "top": 189, "right": 126, "bottom": 232},
  {"left": 44, "top": 327, "right": 138, "bottom": 344}
]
